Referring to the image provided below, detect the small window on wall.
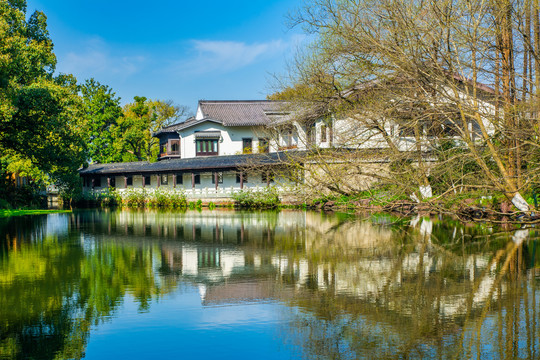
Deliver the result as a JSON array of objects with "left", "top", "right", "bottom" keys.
[
  {"left": 242, "top": 138, "right": 252, "bottom": 154},
  {"left": 194, "top": 174, "right": 201, "bottom": 184},
  {"left": 176, "top": 173, "right": 183, "bottom": 185},
  {"left": 94, "top": 177, "right": 102, "bottom": 187},
  {"left": 170, "top": 139, "right": 180, "bottom": 155},
  {"left": 320, "top": 125, "right": 327, "bottom": 142},
  {"left": 160, "top": 142, "right": 167, "bottom": 155},
  {"left": 144, "top": 176, "right": 151, "bottom": 186},
  {"left": 211, "top": 172, "right": 224, "bottom": 184},
  {"left": 258, "top": 138, "right": 269, "bottom": 153},
  {"left": 161, "top": 174, "right": 169, "bottom": 185},
  {"left": 126, "top": 176, "right": 133, "bottom": 186},
  {"left": 236, "top": 172, "right": 248, "bottom": 183}
]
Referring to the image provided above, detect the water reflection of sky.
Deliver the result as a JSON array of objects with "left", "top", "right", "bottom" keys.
[{"left": 84, "top": 291, "right": 300, "bottom": 360}]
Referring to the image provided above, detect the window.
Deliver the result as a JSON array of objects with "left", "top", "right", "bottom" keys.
[
  {"left": 144, "top": 176, "right": 151, "bottom": 186},
  {"left": 176, "top": 173, "right": 183, "bottom": 185},
  {"left": 93, "top": 177, "right": 101, "bottom": 187},
  {"left": 169, "top": 139, "right": 180, "bottom": 155},
  {"left": 282, "top": 127, "right": 295, "bottom": 148},
  {"left": 196, "top": 139, "right": 218, "bottom": 156},
  {"left": 161, "top": 174, "right": 168, "bottom": 185},
  {"left": 258, "top": 138, "right": 269, "bottom": 153},
  {"left": 307, "top": 123, "right": 316, "bottom": 143},
  {"left": 160, "top": 142, "right": 167, "bottom": 155},
  {"left": 211, "top": 172, "right": 224, "bottom": 184},
  {"left": 242, "top": 138, "right": 253, "bottom": 154},
  {"left": 194, "top": 174, "right": 201, "bottom": 184},
  {"left": 126, "top": 176, "right": 133, "bottom": 186},
  {"left": 320, "top": 125, "right": 327, "bottom": 142},
  {"left": 236, "top": 172, "right": 247, "bottom": 183}
]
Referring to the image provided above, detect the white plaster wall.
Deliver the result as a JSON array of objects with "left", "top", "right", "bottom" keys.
[
  {"left": 178, "top": 122, "right": 269, "bottom": 159},
  {"left": 169, "top": 171, "right": 275, "bottom": 190}
]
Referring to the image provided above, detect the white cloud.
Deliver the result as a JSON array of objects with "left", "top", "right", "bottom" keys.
[
  {"left": 56, "top": 38, "right": 146, "bottom": 80},
  {"left": 177, "top": 39, "right": 292, "bottom": 75}
]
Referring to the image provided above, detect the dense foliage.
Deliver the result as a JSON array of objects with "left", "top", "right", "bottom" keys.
[{"left": 0, "top": 0, "right": 190, "bottom": 208}]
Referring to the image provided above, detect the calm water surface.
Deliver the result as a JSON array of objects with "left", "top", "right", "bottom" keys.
[{"left": 0, "top": 209, "right": 539, "bottom": 359}]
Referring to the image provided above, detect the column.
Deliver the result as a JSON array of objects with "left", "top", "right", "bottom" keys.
[
  {"left": 124, "top": 176, "right": 128, "bottom": 189},
  {"left": 173, "top": 174, "right": 177, "bottom": 189},
  {"left": 107, "top": 177, "right": 111, "bottom": 188},
  {"left": 214, "top": 172, "right": 219, "bottom": 190},
  {"left": 192, "top": 173, "right": 195, "bottom": 189},
  {"left": 157, "top": 174, "right": 161, "bottom": 188}
]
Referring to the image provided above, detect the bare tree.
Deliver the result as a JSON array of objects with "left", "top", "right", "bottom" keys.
[{"left": 272, "top": 0, "right": 540, "bottom": 211}]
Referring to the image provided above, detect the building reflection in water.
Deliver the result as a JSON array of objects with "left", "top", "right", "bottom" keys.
[{"left": 1, "top": 209, "right": 538, "bottom": 359}]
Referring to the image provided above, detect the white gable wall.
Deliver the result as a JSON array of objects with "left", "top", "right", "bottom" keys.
[{"left": 178, "top": 121, "right": 270, "bottom": 159}]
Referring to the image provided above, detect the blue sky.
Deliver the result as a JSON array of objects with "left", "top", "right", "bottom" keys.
[{"left": 28, "top": 0, "right": 305, "bottom": 111}]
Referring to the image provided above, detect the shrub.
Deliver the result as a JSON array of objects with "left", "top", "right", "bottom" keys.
[
  {"left": 125, "top": 189, "right": 146, "bottom": 208},
  {"left": 0, "top": 199, "right": 12, "bottom": 210},
  {"left": 232, "top": 187, "right": 281, "bottom": 209},
  {"left": 170, "top": 191, "right": 188, "bottom": 208},
  {"left": 100, "top": 189, "right": 121, "bottom": 207}
]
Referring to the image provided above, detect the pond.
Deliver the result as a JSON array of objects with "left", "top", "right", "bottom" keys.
[{"left": 0, "top": 209, "right": 539, "bottom": 359}]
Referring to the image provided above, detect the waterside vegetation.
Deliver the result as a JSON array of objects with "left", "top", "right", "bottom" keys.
[{"left": 0, "top": 209, "right": 71, "bottom": 218}]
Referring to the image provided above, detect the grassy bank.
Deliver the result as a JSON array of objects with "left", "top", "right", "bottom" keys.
[
  {"left": 0, "top": 209, "right": 72, "bottom": 218},
  {"left": 75, "top": 188, "right": 282, "bottom": 210}
]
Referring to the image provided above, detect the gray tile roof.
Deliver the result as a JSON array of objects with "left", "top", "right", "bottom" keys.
[
  {"left": 198, "top": 100, "right": 289, "bottom": 127},
  {"left": 79, "top": 151, "right": 304, "bottom": 176},
  {"left": 153, "top": 100, "right": 292, "bottom": 136}
]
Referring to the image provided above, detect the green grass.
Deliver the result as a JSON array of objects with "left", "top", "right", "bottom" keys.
[{"left": 0, "top": 209, "right": 72, "bottom": 218}]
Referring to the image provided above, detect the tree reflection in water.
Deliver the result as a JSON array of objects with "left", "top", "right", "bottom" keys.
[
  {"left": 282, "top": 216, "right": 539, "bottom": 359},
  {"left": 0, "top": 210, "right": 538, "bottom": 359}
]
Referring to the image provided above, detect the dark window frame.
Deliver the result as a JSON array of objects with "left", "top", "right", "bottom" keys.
[
  {"left": 320, "top": 124, "right": 327, "bottom": 142},
  {"left": 236, "top": 172, "right": 248, "bottom": 183},
  {"left": 211, "top": 172, "right": 224, "bottom": 184},
  {"left": 196, "top": 139, "right": 219, "bottom": 156},
  {"left": 161, "top": 174, "right": 169, "bottom": 185},
  {"left": 258, "top": 138, "right": 269, "bottom": 153},
  {"left": 242, "top": 138, "right": 253, "bottom": 154},
  {"left": 169, "top": 139, "right": 180, "bottom": 155},
  {"left": 159, "top": 142, "right": 167, "bottom": 156},
  {"left": 144, "top": 176, "right": 151, "bottom": 186}
]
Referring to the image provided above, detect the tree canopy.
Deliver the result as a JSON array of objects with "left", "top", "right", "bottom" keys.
[{"left": 0, "top": 0, "right": 190, "bottom": 207}]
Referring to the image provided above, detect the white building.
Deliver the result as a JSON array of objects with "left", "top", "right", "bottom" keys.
[{"left": 80, "top": 77, "right": 498, "bottom": 197}]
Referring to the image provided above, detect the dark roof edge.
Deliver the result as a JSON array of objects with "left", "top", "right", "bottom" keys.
[{"left": 79, "top": 151, "right": 305, "bottom": 176}]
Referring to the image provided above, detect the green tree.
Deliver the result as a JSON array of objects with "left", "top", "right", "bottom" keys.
[
  {"left": 80, "top": 78, "right": 123, "bottom": 163},
  {"left": 0, "top": 0, "right": 86, "bottom": 204},
  {"left": 116, "top": 97, "right": 190, "bottom": 162}
]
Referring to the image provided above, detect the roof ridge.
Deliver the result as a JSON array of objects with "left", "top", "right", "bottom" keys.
[{"left": 199, "top": 100, "right": 286, "bottom": 103}]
